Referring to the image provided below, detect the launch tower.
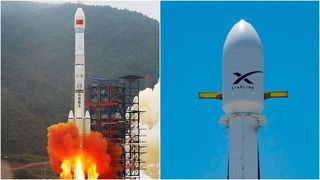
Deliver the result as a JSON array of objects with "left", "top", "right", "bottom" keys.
[{"left": 85, "top": 75, "right": 145, "bottom": 179}]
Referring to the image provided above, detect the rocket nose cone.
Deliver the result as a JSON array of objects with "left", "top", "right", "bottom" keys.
[
  {"left": 74, "top": 7, "right": 85, "bottom": 18},
  {"left": 74, "top": 7, "right": 85, "bottom": 30},
  {"left": 223, "top": 19, "right": 262, "bottom": 51},
  {"left": 85, "top": 110, "right": 91, "bottom": 119},
  {"left": 68, "top": 110, "right": 74, "bottom": 119}
]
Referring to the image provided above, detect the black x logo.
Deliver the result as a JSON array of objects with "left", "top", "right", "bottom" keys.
[{"left": 233, "top": 71, "right": 263, "bottom": 84}]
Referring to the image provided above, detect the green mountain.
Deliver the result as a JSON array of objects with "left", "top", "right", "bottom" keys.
[{"left": 1, "top": 1, "right": 159, "bottom": 157}]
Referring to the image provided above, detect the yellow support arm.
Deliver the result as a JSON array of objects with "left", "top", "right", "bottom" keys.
[
  {"left": 198, "top": 92, "right": 223, "bottom": 100},
  {"left": 264, "top": 91, "right": 288, "bottom": 99},
  {"left": 198, "top": 91, "right": 288, "bottom": 100}
]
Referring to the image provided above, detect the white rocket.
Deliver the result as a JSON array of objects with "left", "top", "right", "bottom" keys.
[
  {"left": 199, "top": 19, "right": 287, "bottom": 178},
  {"left": 68, "top": 7, "right": 91, "bottom": 136}
]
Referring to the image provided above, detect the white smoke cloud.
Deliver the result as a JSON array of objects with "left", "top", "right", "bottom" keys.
[{"left": 139, "top": 81, "right": 160, "bottom": 179}]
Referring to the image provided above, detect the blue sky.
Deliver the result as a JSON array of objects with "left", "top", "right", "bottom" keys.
[{"left": 161, "top": 1, "right": 319, "bottom": 178}]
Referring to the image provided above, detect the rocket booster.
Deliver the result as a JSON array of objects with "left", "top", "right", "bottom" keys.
[{"left": 68, "top": 7, "right": 91, "bottom": 136}]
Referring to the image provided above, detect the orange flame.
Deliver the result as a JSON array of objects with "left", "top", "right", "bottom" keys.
[
  {"left": 59, "top": 155, "right": 99, "bottom": 179},
  {"left": 75, "top": 158, "right": 85, "bottom": 180},
  {"left": 60, "top": 160, "right": 72, "bottom": 179},
  {"left": 47, "top": 122, "right": 122, "bottom": 179}
]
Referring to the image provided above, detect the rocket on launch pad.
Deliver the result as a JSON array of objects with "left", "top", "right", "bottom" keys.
[{"left": 68, "top": 7, "right": 91, "bottom": 136}]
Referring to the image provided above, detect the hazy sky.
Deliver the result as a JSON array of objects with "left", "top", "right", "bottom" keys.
[{"left": 33, "top": 0, "right": 160, "bottom": 21}]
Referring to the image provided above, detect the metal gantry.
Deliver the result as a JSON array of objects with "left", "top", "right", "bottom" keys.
[{"left": 85, "top": 75, "right": 145, "bottom": 179}]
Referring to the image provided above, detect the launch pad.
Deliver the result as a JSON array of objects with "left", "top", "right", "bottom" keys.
[{"left": 85, "top": 75, "right": 145, "bottom": 178}]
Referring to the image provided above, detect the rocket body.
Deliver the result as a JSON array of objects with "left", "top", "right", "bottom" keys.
[
  {"left": 68, "top": 7, "right": 91, "bottom": 136},
  {"left": 221, "top": 19, "right": 264, "bottom": 178}
]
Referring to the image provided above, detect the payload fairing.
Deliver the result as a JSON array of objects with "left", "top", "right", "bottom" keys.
[
  {"left": 199, "top": 19, "right": 288, "bottom": 178},
  {"left": 223, "top": 19, "right": 264, "bottom": 114},
  {"left": 68, "top": 7, "right": 91, "bottom": 136}
]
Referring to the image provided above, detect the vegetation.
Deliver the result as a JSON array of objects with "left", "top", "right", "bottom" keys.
[{"left": 1, "top": 0, "right": 158, "bottom": 164}]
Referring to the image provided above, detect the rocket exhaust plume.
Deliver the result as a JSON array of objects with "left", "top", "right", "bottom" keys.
[{"left": 47, "top": 122, "right": 122, "bottom": 179}]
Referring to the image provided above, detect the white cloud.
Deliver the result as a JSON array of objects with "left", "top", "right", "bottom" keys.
[{"left": 139, "top": 81, "right": 160, "bottom": 179}]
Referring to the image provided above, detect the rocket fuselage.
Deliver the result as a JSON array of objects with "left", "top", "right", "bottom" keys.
[
  {"left": 221, "top": 19, "right": 264, "bottom": 179},
  {"left": 68, "top": 7, "right": 91, "bottom": 137}
]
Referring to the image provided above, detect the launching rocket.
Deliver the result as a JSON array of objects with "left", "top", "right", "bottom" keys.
[
  {"left": 68, "top": 7, "right": 91, "bottom": 136},
  {"left": 199, "top": 19, "right": 288, "bottom": 178}
]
